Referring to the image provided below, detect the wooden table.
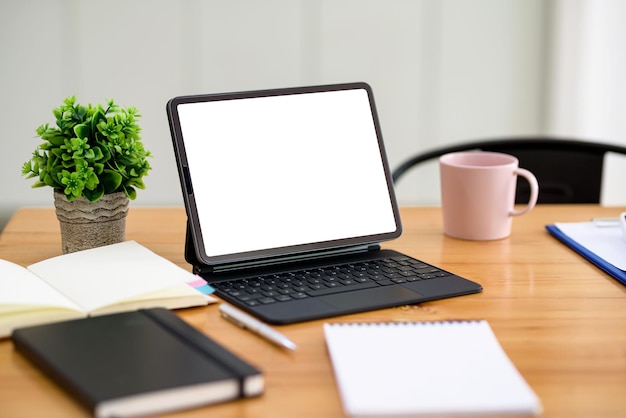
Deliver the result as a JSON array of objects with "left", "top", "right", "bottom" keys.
[{"left": 1, "top": 205, "right": 626, "bottom": 418}]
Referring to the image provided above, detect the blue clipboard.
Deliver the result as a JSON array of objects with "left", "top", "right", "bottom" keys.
[{"left": 546, "top": 224, "right": 626, "bottom": 286}]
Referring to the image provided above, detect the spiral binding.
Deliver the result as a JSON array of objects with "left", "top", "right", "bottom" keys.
[{"left": 326, "top": 320, "right": 485, "bottom": 327}]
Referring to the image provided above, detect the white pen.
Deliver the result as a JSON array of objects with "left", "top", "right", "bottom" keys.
[{"left": 219, "top": 303, "right": 297, "bottom": 351}]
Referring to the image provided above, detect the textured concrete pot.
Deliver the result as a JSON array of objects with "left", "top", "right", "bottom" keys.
[{"left": 53, "top": 190, "right": 129, "bottom": 254}]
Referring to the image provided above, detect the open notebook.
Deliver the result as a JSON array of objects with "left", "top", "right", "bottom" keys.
[
  {"left": 166, "top": 82, "right": 482, "bottom": 324},
  {"left": 324, "top": 320, "right": 542, "bottom": 417}
]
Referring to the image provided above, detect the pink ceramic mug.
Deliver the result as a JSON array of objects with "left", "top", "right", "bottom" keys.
[{"left": 439, "top": 151, "right": 539, "bottom": 240}]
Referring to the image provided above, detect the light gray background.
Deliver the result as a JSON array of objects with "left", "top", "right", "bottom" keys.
[{"left": 2, "top": 0, "right": 625, "bottom": 231}]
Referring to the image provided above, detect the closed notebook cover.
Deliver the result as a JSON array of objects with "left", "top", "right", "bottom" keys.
[{"left": 12, "top": 308, "right": 263, "bottom": 418}]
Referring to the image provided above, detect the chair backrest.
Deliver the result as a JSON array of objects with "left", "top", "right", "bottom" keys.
[{"left": 392, "top": 137, "right": 626, "bottom": 204}]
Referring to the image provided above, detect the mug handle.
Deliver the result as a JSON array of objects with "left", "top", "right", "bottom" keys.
[{"left": 509, "top": 168, "right": 539, "bottom": 216}]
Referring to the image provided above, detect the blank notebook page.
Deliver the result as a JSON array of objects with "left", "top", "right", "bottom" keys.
[{"left": 324, "top": 320, "right": 542, "bottom": 417}]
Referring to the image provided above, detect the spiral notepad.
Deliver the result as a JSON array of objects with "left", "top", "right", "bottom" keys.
[{"left": 323, "top": 320, "right": 541, "bottom": 417}]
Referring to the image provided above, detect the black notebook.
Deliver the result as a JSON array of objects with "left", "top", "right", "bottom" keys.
[
  {"left": 12, "top": 308, "right": 263, "bottom": 418},
  {"left": 166, "top": 82, "right": 482, "bottom": 324}
]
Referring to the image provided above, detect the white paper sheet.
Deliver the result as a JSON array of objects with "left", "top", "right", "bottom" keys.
[{"left": 555, "top": 222, "right": 626, "bottom": 270}]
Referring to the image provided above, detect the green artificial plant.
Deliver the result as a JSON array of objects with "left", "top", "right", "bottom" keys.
[{"left": 22, "top": 96, "right": 152, "bottom": 202}]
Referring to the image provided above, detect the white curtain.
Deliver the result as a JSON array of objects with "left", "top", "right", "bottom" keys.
[{"left": 547, "top": 0, "right": 626, "bottom": 205}]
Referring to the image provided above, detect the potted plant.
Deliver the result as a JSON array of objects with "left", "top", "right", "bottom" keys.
[{"left": 22, "top": 96, "right": 152, "bottom": 253}]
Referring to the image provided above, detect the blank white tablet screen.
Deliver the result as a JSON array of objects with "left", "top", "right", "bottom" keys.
[{"left": 177, "top": 88, "right": 398, "bottom": 257}]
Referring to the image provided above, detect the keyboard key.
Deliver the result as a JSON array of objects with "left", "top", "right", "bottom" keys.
[{"left": 306, "top": 281, "right": 378, "bottom": 297}]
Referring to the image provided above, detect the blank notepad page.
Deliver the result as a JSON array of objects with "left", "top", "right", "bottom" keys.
[{"left": 324, "top": 320, "right": 541, "bottom": 417}]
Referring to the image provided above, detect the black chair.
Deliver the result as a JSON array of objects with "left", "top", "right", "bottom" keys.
[{"left": 391, "top": 137, "right": 626, "bottom": 204}]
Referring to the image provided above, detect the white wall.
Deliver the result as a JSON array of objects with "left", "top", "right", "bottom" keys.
[{"left": 0, "top": 0, "right": 549, "bottom": 230}]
